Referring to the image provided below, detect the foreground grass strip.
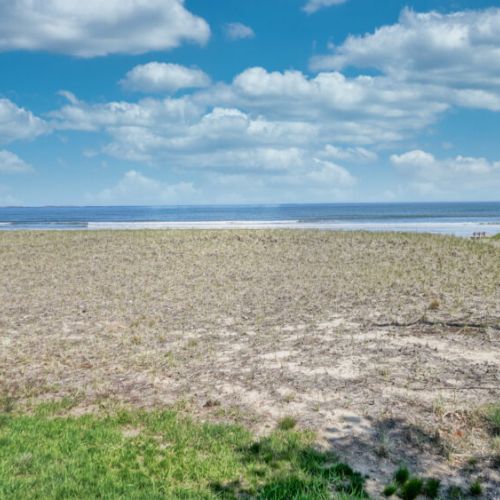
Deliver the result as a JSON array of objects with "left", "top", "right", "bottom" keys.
[{"left": 0, "top": 409, "right": 366, "bottom": 499}]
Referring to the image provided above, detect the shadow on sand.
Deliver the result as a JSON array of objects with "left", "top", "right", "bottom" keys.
[
  {"left": 210, "top": 431, "right": 368, "bottom": 499},
  {"left": 211, "top": 413, "right": 499, "bottom": 498}
]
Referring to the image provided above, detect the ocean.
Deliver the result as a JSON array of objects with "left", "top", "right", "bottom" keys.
[{"left": 0, "top": 202, "right": 499, "bottom": 237}]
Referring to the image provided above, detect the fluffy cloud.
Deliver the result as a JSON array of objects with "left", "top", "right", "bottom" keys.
[
  {"left": 224, "top": 23, "right": 255, "bottom": 41},
  {"left": 303, "top": 0, "right": 347, "bottom": 14},
  {"left": 0, "top": 0, "right": 210, "bottom": 57},
  {"left": 391, "top": 150, "right": 500, "bottom": 195},
  {"left": 53, "top": 94, "right": 204, "bottom": 132},
  {"left": 49, "top": 60, "right": 453, "bottom": 189},
  {"left": 310, "top": 8, "right": 500, "bottom": 112},
  {"left": 168, "top": 146, "right": 355, "bottom": 186},
  {"left": 391, "top": 150, "right": 500, "bottom": 177},
  {"left": 319, "top": 145, "right": 377, "bottom": 163},
  {"left": 0, "top": 150, "right": 33, "bottom": 173},
  {"left": 52, "top": 89, "right": 359, "bottom": 196},
  {"left": 52, "top": 99, "right": 318, "bottom": 161},
  {"left": 229, "top": 67, "right": 448, "bottom": 136},
  {"left": 184, "top": 147, "right": 306, "bottom": 172},
  {"left": 306, "top": 159, "right": 355, "bottom": 186},
  {"left": 311, "top": 8, "right": 500, "bottom": 89},
  {"left": 231, "top": 67, "right": 445, "bottom": 118},
  {"left": 121, "top": 63, "right": 211, "bottom": 93},
  {"left": 91, "top": 170, "right": 197, "bottom": 205},
  {"left": 0, "top": 99, "right": 47, "bottom": 144}
]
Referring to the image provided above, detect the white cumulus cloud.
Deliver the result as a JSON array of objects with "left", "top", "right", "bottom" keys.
[
  {"left": 303, "top": 0, "right": 347, "bottom": 14},
  {"left": 121, "top": 63, "right": 211, "bottom": 93},
  {"left": 311, "top": 8, "right": 500, "bottom": 88},
  {"left": 391, "top": 150, "right": 500, "bottom": 177},
  {"left": 0, "top": 99, "right": 47, "bottom": 144},
  {"left": 390, "top": 150, "right": 500, "bottom": 196},
  {"left": 224, "top": 23, "right": 255, "bottom": 41},
  {"left": 0, "top": 0, "right": 210, "bottom": 57},
  {"left": 310, "top": 8, "right": 500, "bottom": 112},
  {"left": 230, "top": 67, "right": 447, "bottom": 131},
  {"left": 319, "top": 145, "right": 377, "bottom": 163},
  {"left": 306, "top": 159, "right": 356, "bottom": 186},
  {"left": 0, "top": 150, "right": 33, "bottom": 173}
]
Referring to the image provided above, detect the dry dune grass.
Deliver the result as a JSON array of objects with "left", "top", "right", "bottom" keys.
[{"left": 1, "top": 230, "right": 499, "bottom": 494}]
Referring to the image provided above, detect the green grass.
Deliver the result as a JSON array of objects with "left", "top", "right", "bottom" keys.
[
  {"left": 422, "top": 478, "right": 441, "bottom": 499},
  {"left": 446, "top": 485, "right": 464, "bottom": 499},
  {"left": 399, "top": 478, "right": 423, "bottom": 500},
  {"left": 394, "top": 466, "right": 410, "bottom": 485},
  {"left": 469, "top": 480, "right": 482, "bottom": 497},
  {"left": 382, "top": 483, "right": 397, "bottom": 496},
  {"left": 484, "top": 404, "right": 500, "bottom": 436},
  {"left": 0, "top": 408, "right": 366, "bottom": 499},
  {"left": 385, "top": 467, "right": 441, "bottom": 500},
  {"left": 277, "top": 416, "right": 297, "bottom": 431}
]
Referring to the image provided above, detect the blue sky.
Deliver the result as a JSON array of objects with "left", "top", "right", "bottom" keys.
[{"left": 1, "top": 0, "right": 500, "bottom": 206}]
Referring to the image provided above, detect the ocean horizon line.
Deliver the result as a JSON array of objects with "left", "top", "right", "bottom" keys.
[{"left": 1, "top": 200, "right": 500, "bottom": 209}]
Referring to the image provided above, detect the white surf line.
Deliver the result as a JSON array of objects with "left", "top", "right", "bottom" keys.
[
  {"left": 87, "top": 220, "right": 300, "bottom": 230},
  {"left": 86, "top": 220, "right": 500, "bottom": 236}
]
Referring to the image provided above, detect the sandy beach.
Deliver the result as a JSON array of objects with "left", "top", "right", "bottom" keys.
[{"left": 1, "top": 230, "right": 499, "bottom": 495}]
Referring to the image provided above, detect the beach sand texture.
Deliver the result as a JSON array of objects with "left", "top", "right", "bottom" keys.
[{"left": 1, "top": 230, "right": 499, "bottom": 493}]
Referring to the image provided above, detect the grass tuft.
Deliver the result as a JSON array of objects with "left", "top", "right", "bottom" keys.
[
  {"left": 399, "top": 477, "right": 423, "bottom": 500},
  {"left": 469, "top": 480, "right": 482, "bottom": 496},
  {"left": 428, "top": 299, "right": 440, "bottom": 311},
  {"left": 387, "top": 466, "right": 437, "bottom": 500},
  {"left": 383, "top": 483, "right": 397, "bottom": 496},
  {"left": 447, "top": 485, "right": 464, "bottom": 499},
  {"left": 484, "top": 404, "right": 500, "bottom": 436},
  {"left": 0, "top": 394, "right": 16, "bottom": 413},
  {"left": 423, "top": 477, "right": 441, "bottom": 499},
  {"left": 277, "top": 416, "right": 297, "bottom": 431},
  {"left": 394, "top": 465, "right": 410, "bottom": 485}
]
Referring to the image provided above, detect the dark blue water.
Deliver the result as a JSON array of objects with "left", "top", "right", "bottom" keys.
[{"left": 0, "top": 202, "right": 499, "bottom": 236}]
